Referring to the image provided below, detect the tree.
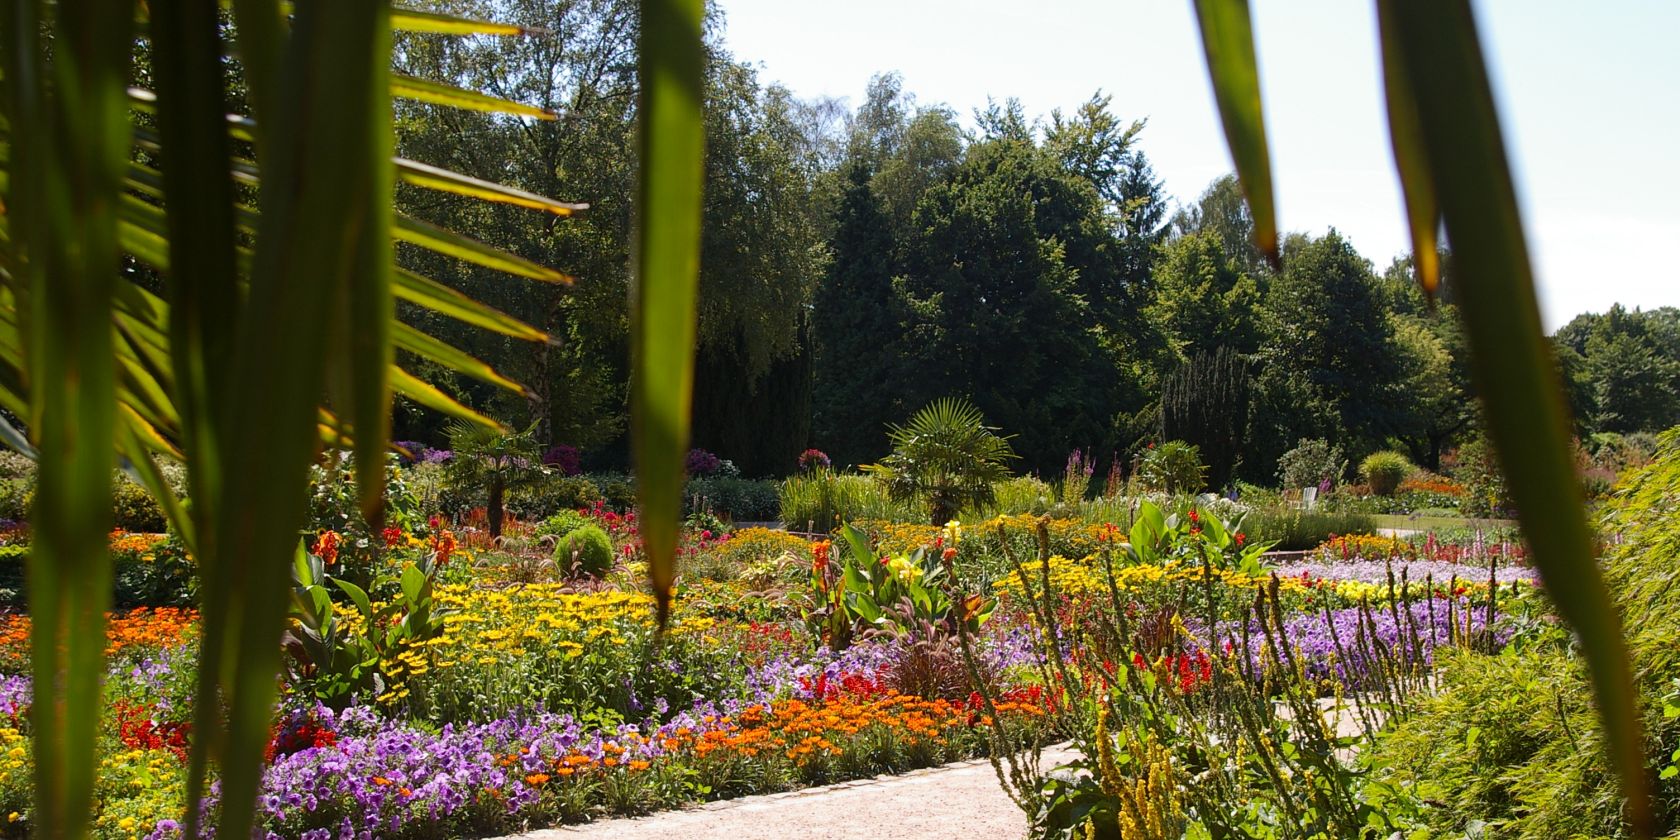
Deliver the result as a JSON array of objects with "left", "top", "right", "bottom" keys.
[
  {"left": 871, "top": 105, "right": 965, "bottom": 232},
  {"left": 1246, "top": 232, "right": 1405, "bottom": 477},
  {"left": 812, "top": 161, "right": 906, "bottom": 468},
  {"left": 1555, "top": 306, "right": 1680, "bottom": 435},
  {"left": 444, "top": 421, "right": 546, "bottom": 540},
  {"left": 1391, "top": 313, "right": 1474, "bottom": 469},
  {"left": 1146, "top": 231, "right": 1262, "bottom": 360},
  {"left": 864, "top": 398, "right": 1018, "bottom": 525},
  {"left": 895, "top": 133, "right": 1122, "bottom": 473},
  {"left": 1173, "top": 175, "right": 1266, "bottom": 278},
  {"left": 688, "top": 63, "right": 829, "bottom": 470},
  {"left": 1160, "top": 347, "right": 1252, "bottom": 489}
]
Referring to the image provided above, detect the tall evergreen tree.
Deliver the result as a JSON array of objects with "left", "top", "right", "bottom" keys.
[
  {"left": 812, "top": 162, "right": 904, "bottom": 467},
  {"left": 1160, "top": 346, "right": 1252, "bottom": 489},
  {"left": 896, "top": 136, "right": 1121, "bottom": 473}
]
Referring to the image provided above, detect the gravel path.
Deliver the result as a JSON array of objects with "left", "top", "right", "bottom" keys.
[{"left": 496, "top": 746, "right": 1077, "bottom": 840}]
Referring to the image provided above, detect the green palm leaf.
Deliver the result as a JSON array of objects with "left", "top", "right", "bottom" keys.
[{"left": 2, "top": 4, "right": 583, "bottom": 839}]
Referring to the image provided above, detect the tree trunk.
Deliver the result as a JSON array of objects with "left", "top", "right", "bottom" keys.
[{"left": 488, "top": 477, "right": 505, "bottom": 541}]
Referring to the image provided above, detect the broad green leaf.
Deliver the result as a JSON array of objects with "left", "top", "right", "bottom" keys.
[
  {"left": 1385, "top": 1, "right": 1651, "bottom": 833},
  {"left": 840, "top": 523, "right": 874, "bottom": 570},
  {"left": 633, "top": 0, "right": 706, "bottom": 622},
  {"left": 401, "top": 562, "right": 426, "bottom": 604},
  {"left": 1191, "top": 0, "right": 1277, "bottom": 261},
  {"left": 391, "top": 72, "right": 556, "bottom": 120},
  {"left": 334, "top": 578, "right": 374, "bottom": 618},
  {"left": 1375, "top": 0, "right": 1441, "bottom": 298}
]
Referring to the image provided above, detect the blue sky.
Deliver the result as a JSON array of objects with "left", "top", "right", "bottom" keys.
[{"left": 713, "top": 0, "right": 1678, "bottom": 330}]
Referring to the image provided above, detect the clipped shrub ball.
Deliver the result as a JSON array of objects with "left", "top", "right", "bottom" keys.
[
  {"left": 113, "top": 477, "right": 168, "bottom": 532},
  {"left": 553, "top": 523, "right": 613, "bottom": 578},
  {"left": 1359, "top": 451, "right": 1414, "bottom": 496}
]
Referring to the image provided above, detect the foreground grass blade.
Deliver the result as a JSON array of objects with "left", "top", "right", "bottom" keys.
[
  {"left": 1387, "top": 1, "right": 1652, "bottom": 833},
  {"left": 150, "top": 0, "right": 239, "bottom": 565},
  {"left": 196, "top": 1, "right": 395, "bottom": 835},
  {"left": 395, "top": 213, "right": 573, "bottom": 283},
  {"left": 2, "top": 1, "right": 132, "bottom": 836},
  {"left": 151, "top": 0, "right": 245, "bottom": 830},
  {"left": 350, "top": 21, "right": 397, "bottom": 529},
  {"left": 1374, "top": 0, "right": 1441, "bottom": 298},
  {"left": 1190, "top": 0, "right": 1276, "bottom": 262},
  {"left": 633, "top": 0, "right": 706, "bottom": 621}
]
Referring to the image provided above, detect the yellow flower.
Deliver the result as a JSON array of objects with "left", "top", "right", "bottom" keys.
[
  {"left": 886, "top": 555, "right": 920, "bottom": 585},
  {"left": 942, "top": 519, "right": 963, "bottom": 545}
]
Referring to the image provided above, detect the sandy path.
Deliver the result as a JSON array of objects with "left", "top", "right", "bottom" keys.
[{"left": 496, "top": 746, "right": 1076, "bottom": 840}]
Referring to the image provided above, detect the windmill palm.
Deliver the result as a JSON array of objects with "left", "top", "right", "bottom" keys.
[
  {"left": 865, "top": 398, "right": 1018, "bottom": 525},
  {"left": 443, "top": 421, "right": 546, "bottom": 540}
]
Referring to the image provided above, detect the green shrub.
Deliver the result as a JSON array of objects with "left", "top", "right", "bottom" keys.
[
  {"left": 534, "top": 509, "right": 591, "bottom": 542},
  {"left": 1368, "top": 428, "right": 1680, "bottom": 837},
  {"left": 685, "top": 477, "right": 779, "bottom": 521},
  {"left": 778, "top": 470, "right": 919, "bottom": 532},
  {"left": 1276, "top": 438, "right": 1344, "bottom": 490},
  {"left": 1239, "top": 505, "right": 1376, "bottom": 551},
  {"left": 582, "top": 472, "right": 636, "bottom": 511},
  {"left": 1360, "top": 450, "right": 1413, "bottom": 496},
  {"left": 0, "top": 451, "right": 35, "bottom": 481},
  {"left": 985, "top": 475, "right": 1055, "bottom": 516},
  {"left": 552, "top": 524, "right": 613, "bottom": 578},
  {"left": 1452, "top": 434, "right": 1514, "bottom": 518},
  {"left": 1367, "top": 645, "right": 1619, "bottom": 838},
  {"left": 1136, "top": 440, "right": 1206, "bottom": 494},
  {"left": 0, "top": 478, "right": 29, "bottom": 522},
  {"left": 113, "top": 475, "right": 168, "bottom": 532},
  {"left": 509, "top": 474, "right": 603, "bottom": 520}
]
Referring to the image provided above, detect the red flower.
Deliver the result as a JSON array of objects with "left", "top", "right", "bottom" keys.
[
  {"left": 1234, "top": 532, "right": 1246, "bottom": 546},
  {"left": 313, "top": 530, "right": 340, "bottom": 565},
  {"left": 382, "top": 526, "right": 404, "bottom": 549}
]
